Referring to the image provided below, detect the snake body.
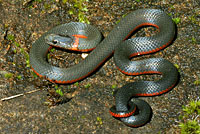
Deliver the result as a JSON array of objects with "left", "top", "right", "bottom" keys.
[{"left": 30, "top": 9, "right": 178, "bottom": 127}]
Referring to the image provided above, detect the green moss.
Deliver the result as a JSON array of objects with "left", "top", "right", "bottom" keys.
[
  {"left": 173, "top": 17, "right": 181, "bottom": 24},
  {"left": 174, "top": 64, "right": 181, "bottom": 73},
  {"left": 189, "top": 15, "right": 196, "bottom": 24},
  {"left": 169, "top": 5, "right": 175, "bottom": 10},
  {"left": 194, "top": 80, "right": 200, "bottom": 85},
  {"left": 180, "top": 120, "right": 200, "bottom": 134},
  {"left": 13, "top": 49, "right": 17, "bottom": 53},
  {"left": 72, "top": 117, "right": 76, "bottom": 121},
  {"left": 179, "top": 100, "right": 200, "bottom": 134},
  {"left": 50, "top": 48, "right": 55, "bottom": 52},
  {"left": 111, "top": 84, "right": 117, "bottom": 89},
  {"left": 6, "top": 34, "right": 15, "bottom": 41},
  {"left": 62, "top": 0, "right": 68, "bottom": 4},
  {"left": 44, "top": 4, "right": 51, "bottom": 9},
  {"left": 47, "top": 53, "right": 51, "bottom": 60},
  {"left": 4, "top": 72, "right": 23, "bottom": 80},
  {"left": 191, "top": 37, "right": 197, "bottom": 44},
  {"left": 182, "top": 101, "right": 200, "bottom": 116},
  {"left": 81, "top": 115, "right": 86, "bottom": 119},
  {"left": 4, "top": 73, "right": 14, "bottom": 79},
  {"left": 35, "top": 0, "right": 42, "bottom": 2},
  {"left": 84, "top": 83, "right": 91, "bottom": 88},
  {"left": 96, "top": 117, "right": 103, "bottom": 125},
  {"left": 17, "top": 75, "right": 22, "bottom": 80},
  {"left": 54, "top": 85, "right": 64, "bottom": 96},
  {"left": 168, "top": 12, "right": 181, "bottom": 25},
  {"left": 74, "top": 82, "right": 79, "bottom": 86},
  {"left": 64, "top": 0, "right": 90, "bottom": 24},
  {"left": 6, "top": 34, "right": 30, "bottom": 67},
  {"left": 55, "top": 88, "right": 64, "bottom": 96},
  {"left": 14, "top": 42, "right": 20, "bottom": 47},
  {"left": 116, "top": 13, "right": 128, "bottom": 24}
]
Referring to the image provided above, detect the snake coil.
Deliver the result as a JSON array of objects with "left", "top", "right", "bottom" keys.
[{"left": 30, "top": 9, "right": 178, "bottom": 127}]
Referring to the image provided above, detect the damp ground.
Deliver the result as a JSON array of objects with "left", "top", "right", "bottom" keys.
[{"left": 0, "top": 0, "right": 199, "bottom": 133}]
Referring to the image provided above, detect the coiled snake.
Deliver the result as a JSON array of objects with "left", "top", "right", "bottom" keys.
[{"left": 30, "top": 9, "right": 178, "bottom": 127}]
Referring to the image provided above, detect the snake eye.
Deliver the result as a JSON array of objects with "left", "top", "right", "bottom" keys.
[{"left": 52, "top": 40, "right": 58, "bottom": 44}]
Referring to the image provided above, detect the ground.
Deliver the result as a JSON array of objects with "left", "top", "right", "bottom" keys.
[{"left": 0, "top": 0, "right": 199, "bottom": 134}]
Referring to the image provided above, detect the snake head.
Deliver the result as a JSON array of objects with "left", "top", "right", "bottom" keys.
[{"left": 45, "top": 34, "right": 74, "bottom": 49}]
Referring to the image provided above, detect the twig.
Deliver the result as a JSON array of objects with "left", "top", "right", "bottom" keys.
[{"left": 0, "top": 88, "right": 42, "bottom": 101}]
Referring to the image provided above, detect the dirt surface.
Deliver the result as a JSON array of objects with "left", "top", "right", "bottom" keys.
[{"left": 0, "top": 0, "right": 199, "bottom": 134}]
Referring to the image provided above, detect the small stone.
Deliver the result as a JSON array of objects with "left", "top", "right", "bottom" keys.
[{"left": 81, "top": 53, "right": 88, "bottom": 59}]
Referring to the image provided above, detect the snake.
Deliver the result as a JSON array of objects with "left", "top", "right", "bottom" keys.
[{"left": 29, "top": 9, "right": 178, "bottom": 127}]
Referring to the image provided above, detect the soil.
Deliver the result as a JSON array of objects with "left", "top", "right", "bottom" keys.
[{"left": 0, "top": 0, "right": 199, "bottom": 134}]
